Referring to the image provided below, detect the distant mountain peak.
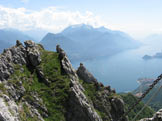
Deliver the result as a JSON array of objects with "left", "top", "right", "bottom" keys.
[
  {"left": 46, "top": 32, "right": 56, "bottom": 36},
  {"left": 40, "top": 24, "right": 139, "bottom": 61},
  {"left": 62, "top": 24, "right": 94, "bottom": 34},
  {"left": 96, "top": 26, "right": 111, "bottom": 33},
  {"left": 68, "top": 23, "right": 93, "bottom": 29},
  {"left": 62, "top": 24, "right": 119, "bottom": 34}
]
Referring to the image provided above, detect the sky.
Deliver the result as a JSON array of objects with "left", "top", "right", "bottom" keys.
[{"left": 0, "top": 0, "right": 162, "bottom": 39}]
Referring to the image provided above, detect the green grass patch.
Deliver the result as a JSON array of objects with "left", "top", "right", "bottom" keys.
[
  {"left": 79, "top": 79, "right": 111, "bottom": 120},
  {"left": 0, "top": 83, "right": 6, "bottom": 93},
  {"left": 9, "top": 50, "right": 71, "bottom": 121},
  {"left": 120, "top": 93, "right": 154, "bottom": 120},
  {"left": 19, "top": 103, "right": 38, "bottom": 121}
]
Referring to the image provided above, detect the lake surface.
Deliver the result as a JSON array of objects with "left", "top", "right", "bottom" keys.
[{"left": 72, "top": 43, "right": 162, "bottom": 92}]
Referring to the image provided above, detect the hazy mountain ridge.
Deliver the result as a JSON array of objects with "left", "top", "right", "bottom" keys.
[
  {"left": 0, "top": 40, "right": 12, "bottom": 52},
  {"left": 0, "top": 29, "right": 34, "bottom": 44},
  {"left": 143, "top": 51, "right": 162, "bottom": 60},
  {"left": 0, "top": 29, "right": 35, "bottom": 53},
  {"left": 144, "top": 34, "right": 162, "bottom": 45},
  {"left": 40, "top": 24, "right": 140, "bottom": 61}
]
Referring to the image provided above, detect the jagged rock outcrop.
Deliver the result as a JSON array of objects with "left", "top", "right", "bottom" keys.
[
  {"left": 140, "top": 109, "right": 162, "bottom": 121},
  {"left": 56, "top": 45, "right": 128, "bottom": 121},
  {"left": 0, "top": 41, "right": 128, "bottom": 121},
  {"left": 24, "top": 40, "right": 41, "bottom": 67},
  {"left": 0, "top": 94, "right": 19, "bottom": 121},
  {"left": 0, "top": 40, "right": 44, "bottom": 121},
  {"left": 56, "top": 45, "right": 102, "bottom": 121},
  {"left": 77, "top": 63, "right": 97, "bottom": 83},
  {"left": 0, "top": 40, "right": 25, "bottom": 81},
  {"left": 0, "top": 40, "right": 41, "bottom": 82}
]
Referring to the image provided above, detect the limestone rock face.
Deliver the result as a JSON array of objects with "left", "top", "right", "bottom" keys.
[
  {"left": 0, "top": 40, "right": 44, "bottom": 121},
  {"left": 0, "top": 95, "right": 19, "bottom": 121},
  {"left": 57, "top": 45, "right": 128, "bottom": 121},
  {"left": 0, "top": 41, "right": 128, "bottom": 121},
  {"left": 110, "top": 97, "right": 127, "bottom": 121},
  {"left": 57, "top": 45, "right": 102, "bottom": 121},
  {"left": 24, "top": 40, "right": 41, "bottom": 67},
  {"left": 0, "top": 40, "right": 41, "bottom": 82},
  {"left": 140, "top": 109, "right": 162, "bottom": 121},
  {"left": 77, "top": 63, "right": 97, "bottom": 83},
  {"left": 0, "top": 41, "right": 26, "bottom": 81}
]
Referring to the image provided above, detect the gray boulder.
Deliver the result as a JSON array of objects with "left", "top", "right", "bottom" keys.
[
  {"left": 0, "top": 40, "right": 41, "bottom": 82},
  {"left": 24, "top": 40, "right": 41, "bottom": 67},
  {"left": 77, "top": 63, "right": 97, "bottom": 83}
]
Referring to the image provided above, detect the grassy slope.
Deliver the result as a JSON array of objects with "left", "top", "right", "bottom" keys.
[
  {"left": 79, "top": 79, "right": 113, "bottom": 120},
  {"left": 3, "top": 49, "right": 71, "bottom": 121},
  {"left": 143, "top": 86, "right": 162, "bottom": 111},
  {"left": 120, "top": 93, "right": 154, "bottom": 120},
  {"left": 133, "top": 82, "right": 162, "bottom": 111},
  {"left": 0, "top": 45, "right": 156, "bottom": 121}
]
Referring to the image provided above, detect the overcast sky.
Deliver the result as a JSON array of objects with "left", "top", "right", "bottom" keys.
[{"left": 0, "top": 0, "right": 162, "bottom": 39}]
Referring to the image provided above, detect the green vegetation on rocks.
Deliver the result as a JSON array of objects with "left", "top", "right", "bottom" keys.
[
  {"left": 7, "top": 49, "right": 71, "bottom": 121},
  {"left": 79, "top": 79, "right": 118, "bottom": 121},
  {"left": 120, "top": 93, "right": 154, "bottom": 120},
  {"left": 0, "top": 41, "right": 156, "bottom": 121}
]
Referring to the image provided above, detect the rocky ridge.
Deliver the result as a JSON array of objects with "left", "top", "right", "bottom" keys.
[
  {"left": 0, "top": 40, "right": 44, "bottom": 121},
  {"left": 0, "top": 40, "right": 128, "bottom": 121}
]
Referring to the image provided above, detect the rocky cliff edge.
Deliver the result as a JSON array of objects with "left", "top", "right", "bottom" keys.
[{"left": 0, "top": 40, "right": 128, "bottom": 121}]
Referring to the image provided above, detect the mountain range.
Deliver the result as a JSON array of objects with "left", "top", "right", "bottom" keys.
[
  {"left": 40, "top": 24, "right": 140, "bottom": 61},
  {"left": 144, "top": 34, "right": 162, "bottom": 45},
  {"left": 0, "top": 29, "right": 34, "bottom": 52}
]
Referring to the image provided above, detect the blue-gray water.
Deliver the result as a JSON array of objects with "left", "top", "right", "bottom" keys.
[{"left": 72, "top": 44, "right": 162, "bottom": 92}]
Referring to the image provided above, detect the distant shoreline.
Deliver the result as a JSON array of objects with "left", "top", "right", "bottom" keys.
[{"left": 143, "top": 51, "right": 162, "bottom": 60}]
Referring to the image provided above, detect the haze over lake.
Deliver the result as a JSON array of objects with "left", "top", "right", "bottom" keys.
[{"left": 73, "top": 43, "right": 162, "bottom": 92}]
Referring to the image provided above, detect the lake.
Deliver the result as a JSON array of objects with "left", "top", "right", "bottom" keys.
[{"left": 72, "top": 43, "right": 162, "bottom": 92}]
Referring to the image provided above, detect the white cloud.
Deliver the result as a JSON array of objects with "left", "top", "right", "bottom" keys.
[{"left": 0, "top": 6, "right": 106, "bottom": 33}]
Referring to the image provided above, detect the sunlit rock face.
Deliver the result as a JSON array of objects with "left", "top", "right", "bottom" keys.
[{"left": 0, "top": 41, "right": 128, "bottom": 121}]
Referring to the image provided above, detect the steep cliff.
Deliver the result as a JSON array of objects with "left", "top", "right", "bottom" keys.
[{"left": 0, "top": 40, "right": 128, "bottom": 121}]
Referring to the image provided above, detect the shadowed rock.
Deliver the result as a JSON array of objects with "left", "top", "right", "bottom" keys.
[
  {"left": 25, "top": 40, "right": 41, "bottom": 67},
  {"left": 77, "top": 63, "right": 97, "bottom": 83}
]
